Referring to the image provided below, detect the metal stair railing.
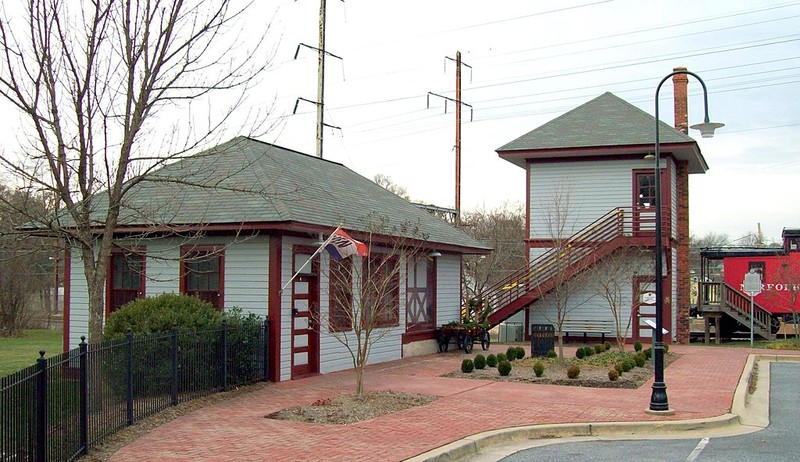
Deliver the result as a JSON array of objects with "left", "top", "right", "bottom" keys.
[
  {"left": 483, "top": 207, "right": 661, "bottom": 325},
  {"left": 720, "top": 283, "right": 773, "bottom": 339}
]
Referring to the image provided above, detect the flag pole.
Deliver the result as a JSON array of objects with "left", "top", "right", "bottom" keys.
[{"left": 279, "top": 225, "right": 342, "bottom": 294}]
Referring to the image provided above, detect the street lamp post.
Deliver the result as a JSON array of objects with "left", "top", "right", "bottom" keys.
[{"left": 650, "top": 70, "right": 723, "bottom": 412}]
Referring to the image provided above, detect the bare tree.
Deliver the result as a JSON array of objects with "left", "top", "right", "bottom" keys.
[
  {"left": 0, "top": 184, "right": 52, "bottom": 335},
  {"left": 0, "top": 1, "right": 271, "bottom": 340},
  {"left": 535, "top": 187, "right": 591, "bottom": 362},
  {"left": 373, "top": 174, "right": 410, "bottom": 200},
  {"left": 765, "top": 259, "right": 800, "bottom": 340},
  {"left": 317, "top": 221, "right": 426, "bottom": 397},
  {"left": 587, "top": 246, "right": 651, "bottom": 351},
  {"left": 460, "top": 203, "right": 525, "bottom": 303}
]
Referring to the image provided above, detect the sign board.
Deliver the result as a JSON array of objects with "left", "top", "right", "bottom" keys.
[
  {"left": 643, "top": 319, "right": 668, "bottom": 334},
  {"left": 743, "top": 270, "right": 763, "bottom": 296}
]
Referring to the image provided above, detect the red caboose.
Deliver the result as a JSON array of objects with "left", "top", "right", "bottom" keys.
[{"left": 698, "top": 228, "right": 800, "bottom": 340}]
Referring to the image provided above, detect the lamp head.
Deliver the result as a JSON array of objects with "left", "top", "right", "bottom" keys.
[
  {"left": 690, "top": 121, "right": 725, "bottom": 138},
  {"left": 428, "top": 250, "right": 442, "bottom": 258}
]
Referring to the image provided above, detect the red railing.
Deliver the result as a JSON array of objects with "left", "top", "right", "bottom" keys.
[{"left": 482, "top": 207, "right": 668, "bottom": 326}]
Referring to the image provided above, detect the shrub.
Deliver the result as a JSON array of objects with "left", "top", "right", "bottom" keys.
[
  {"left": 594, "top": 344, "right": 604, "bottom": 354},
  {"left": 533, "top": 361, "right": 544, "bottom": 377},
  {"left": 644, "top": 348, "right": 652, "bottom": 360},
  {"left": 474, "top": 354, "right": 486, "bottom": 370},
  {"left": 515, "top": 346, "right": 525, "bottom": 360},
  {"left": 497, "top": 352, "right": 507, "bottom": 364},
  {"left": 634, "top": 341, "right": 643, "bottom": 352},
  {"left": 486, "top": 354, "right": 498, "bottom": 367},
  {"left": 567, "top": 365, "right": 580, "bottom": 379},
  {"left": 664, "top": 344, "right": 670, "bottom": 354},
  {"left": 546, "top": 350, "right": 557, "bottom": 359},
  {"left": 498, "top": 360, "right": 512, "bottom": 376},
  {"left": 583, "top": 346, "right": 594, "bottom": 357},
  {"left": 608, "top": 369, "right": 619, "bottom": 381},
  {"left": 104, "top": 293, "right": 221, "bottom": 338},
  {"left": 614, "top": 363, "right": 624, "bottom": 374},
  {"left": 622, "top": 359, "right": 634, "bottom": 372},
  {"left": 575, "top": 348, "right": 586, "bottom": 359},
  {"left": 461, "top": 359, "right": 475, "bottom": 373},
  {"left": 634, "top": 353, "right": 645, "bottom": 368},
  {"left": 604, "top": 342, "right": 612, "bottom": 351},
  {"left": 506, "top": 346, "right": 517, "bottom": 361}
]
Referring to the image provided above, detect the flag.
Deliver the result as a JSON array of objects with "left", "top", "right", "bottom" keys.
[{"left": 326, "top": 229, "right": 368, "bottom": 260}]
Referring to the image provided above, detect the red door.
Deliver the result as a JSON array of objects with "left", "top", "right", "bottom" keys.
[{"left": 291, "top": 251, "right": 320, "bottom": 379}]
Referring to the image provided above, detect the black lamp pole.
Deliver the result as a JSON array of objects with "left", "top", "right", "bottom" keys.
[{"left": 650, "top": 69, "right": 722, "bottom": 412}]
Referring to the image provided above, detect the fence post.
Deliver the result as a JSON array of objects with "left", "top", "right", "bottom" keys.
[
  {"left": 262, "top": 318, "right": 269, "bottom": 382},
  {"left": 126, "top": 329, "right": 134, "bottom": 426},
  {"left": 35, "top": 350, "right": 47, "bottom": 462},
  {"left": 221, "top": 320, "right": 228, "bottom": 392},
  {"left": 171, "top": 326, "right": 179, "bottom": 406},
  {"left": 79, "top": 337, "right": 88, "bottom": 455}
]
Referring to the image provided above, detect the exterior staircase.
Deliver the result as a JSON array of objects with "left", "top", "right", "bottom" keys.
[
  {"left": 483, "top": 207, "right": 659, "bottom": 327},
  {"left": 698, "top": 282, "right": 774, "bottom": 340}
]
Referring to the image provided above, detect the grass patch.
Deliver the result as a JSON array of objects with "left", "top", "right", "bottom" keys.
[
  {"left": 0, "top": 329, "right": 63, "bottom": 377},
  {"left": 697, "top": 338, "right": 800, "bottom": 350}
]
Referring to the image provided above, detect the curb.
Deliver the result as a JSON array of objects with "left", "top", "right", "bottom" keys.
[{"left": 406, "top": 352, "right": 800, "bottom": 462}]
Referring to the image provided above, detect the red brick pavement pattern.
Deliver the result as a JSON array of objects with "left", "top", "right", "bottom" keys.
[{"left": 108, "top": 345, "right": 794, "bottom": 462}]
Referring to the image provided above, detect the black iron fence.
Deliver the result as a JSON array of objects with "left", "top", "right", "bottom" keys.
[{"left": 0, "top": 319, "right": 269, "bottom": 462}]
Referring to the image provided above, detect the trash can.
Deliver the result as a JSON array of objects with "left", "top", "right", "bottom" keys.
[{"left": 531, "top": 324, "right": 555, "bottom": 357}]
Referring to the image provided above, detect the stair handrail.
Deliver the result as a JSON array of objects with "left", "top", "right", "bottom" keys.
[
  {"left": 482, "top": 207, "right": 628, "bottom": 315},
  {"left": 720, "top": 283, "right": 773, "bottom": 335}
]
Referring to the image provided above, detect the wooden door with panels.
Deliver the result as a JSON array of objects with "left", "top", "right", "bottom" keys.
[{"left": 291, "top": 248, "right": 320, "bottom": 379}]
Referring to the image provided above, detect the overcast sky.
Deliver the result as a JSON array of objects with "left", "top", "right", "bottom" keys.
[
  {"left": 1, "top": 1, "right": 797, "bottom": 244},
  {"left": 250, "top": 0, "right": 799, "bottom": 244}
]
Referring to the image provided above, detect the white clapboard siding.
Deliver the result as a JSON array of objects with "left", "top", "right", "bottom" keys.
[
  {"left": 68, "top": 252, "right": 90, "bottom": 349},
  {"left": 529, "top": 158, "right": 677, "bottom": 240},
  {"left": 436, "top": 254, "right": 462, "bottom": 326}
]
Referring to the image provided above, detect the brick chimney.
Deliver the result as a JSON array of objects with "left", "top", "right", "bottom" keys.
[{"left": 672, "top": 66, "right": 689, "bottom": 134}]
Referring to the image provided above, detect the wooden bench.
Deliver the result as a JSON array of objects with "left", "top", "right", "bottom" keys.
[{"left": 558, "top": 319, "right": 614, "bottom": 344}]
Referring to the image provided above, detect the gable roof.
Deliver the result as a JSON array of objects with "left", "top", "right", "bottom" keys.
[
  {"left": 497, "top": 92, "right": 709, "bottom": 173},
  {"left": 66, "top": 137, "right": 488, "bottom": 252}
]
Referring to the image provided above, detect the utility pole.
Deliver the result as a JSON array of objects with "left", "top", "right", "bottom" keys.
[
  {"left": 293, "top": 0, "right": 343, "bottom": 159},
  {"left": 428, "top": 52, "right": 472, "bottom": 226},
  {"left": 316, "top": 0, "right": 326, "bottom": 159}
]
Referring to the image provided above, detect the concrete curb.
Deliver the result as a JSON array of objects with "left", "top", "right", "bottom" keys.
[{"left": 406, "top": 352, "right": 800, "bottom": 462}]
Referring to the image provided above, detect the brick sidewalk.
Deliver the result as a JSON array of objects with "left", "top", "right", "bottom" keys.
[{"left": 107, "top": 345, "right": 776, "bottom": 461}]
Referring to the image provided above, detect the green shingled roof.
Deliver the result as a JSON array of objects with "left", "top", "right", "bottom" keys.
[
  {"left": 82, "top": 137, "right": 489, "bottom": 252},
  {"left": 498, "top": 92, "right": 694, "bottom": 151}
]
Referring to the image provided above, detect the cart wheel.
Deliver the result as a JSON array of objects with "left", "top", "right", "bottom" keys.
[
  {"left": 457, "top": 333, "right": 465, "bottom": 350},
  {"left": 442, "top": 335, "right": 450, "bottom": 352},
  {"left": 463, "top": 334, "right": 473, "bottom": 354},
  {"left": 437, "top": 334, "right": 445, "bottom": 353},
  {"left": 481, "top": 331, "right": 491, "bottom": 351}
]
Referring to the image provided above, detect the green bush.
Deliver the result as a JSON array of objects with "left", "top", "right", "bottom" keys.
[
  {"left": 608, "top": 369, "right": 619, "bottom": 381},
  {"left": 634, "top": 341, "right": 643, "bottom": 352},
  {"left": 575, "top": 348, "right": 585, "bottom": 359},
  {"left": 614, "top": 363, "right": 624, "bottom": 375},
  {"left": 583, "top": 346, "right": 594, "bottom": 357},
  {"left": 506, "top": 346, "right": 517, "bottom": 361},
  {"left": 634, "top": 353, "right": 645, "bottom": 368},
  {"left": 644, "top": 348, "right": 652, "bottom": 360},
  {"left": 474, "top": 354, "right": 486, "bottom": 370},
  {"left": 604, "top": 342, "right": 612, "bottom": 351},
  {"left": 461, "top": 359, "right": 475, "bottom": 373},
  {"left": 103, "top": 293, "right": 221, "bottom": 338},
  {"left": 515, "top": 346, "right": 525, "bottom": 360},
  {"left": 622, "top": 359, "right": 634, "bottom": 372},
  {"left": 497, "top": 352, "right": 507, "bottom": 363},
  {"left": 486, "top": 354, "right": 498, "bottom": 367},
  {"left": 546, "top": 350, "right": 557, "bottom": 359},
  {"left": 498, "top": 360, "right": 512, "bottom": 376},
  {"left": 594, "top": 344, "right": 604, "bottom": 354},
  {"left": 533, "top": 361, "right": 545, "bottom": 377},
  {"left": 664, "top": 344, "right": 670, "bottom": 354},
  {"left": 567, "top": 365, "right": 580, "bottom": 379}
]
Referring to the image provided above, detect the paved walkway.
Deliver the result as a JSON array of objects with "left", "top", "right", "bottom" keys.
[{"left": 106, "top": 344, "right": 796, "bottom": 461}]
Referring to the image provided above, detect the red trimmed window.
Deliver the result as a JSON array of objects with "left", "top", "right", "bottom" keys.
[
  {"left": 405, "top": 256, "right": 436, "bottom": 332},
  {"left": 329, "top": 258, "right": 353, "bottom": 331},
  {"left": 181, "top": 247, "right": 224, "bottom": 310},
  {"left": 362, "top": 255, "right": 400, "bottom": 328},
  {"left": 107, "top": 249, "right": 145, "bottom": 313}
]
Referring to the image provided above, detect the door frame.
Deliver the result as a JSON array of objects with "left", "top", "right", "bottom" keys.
[
  {"left": 632, "top": 275, "right": 672, "bottom": 342},
  {"left": 632, "top": 168, "right": 669, "bottom": 236},
  {"left": 290, "top": 246, "right": 320, "bottom": 379}
]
